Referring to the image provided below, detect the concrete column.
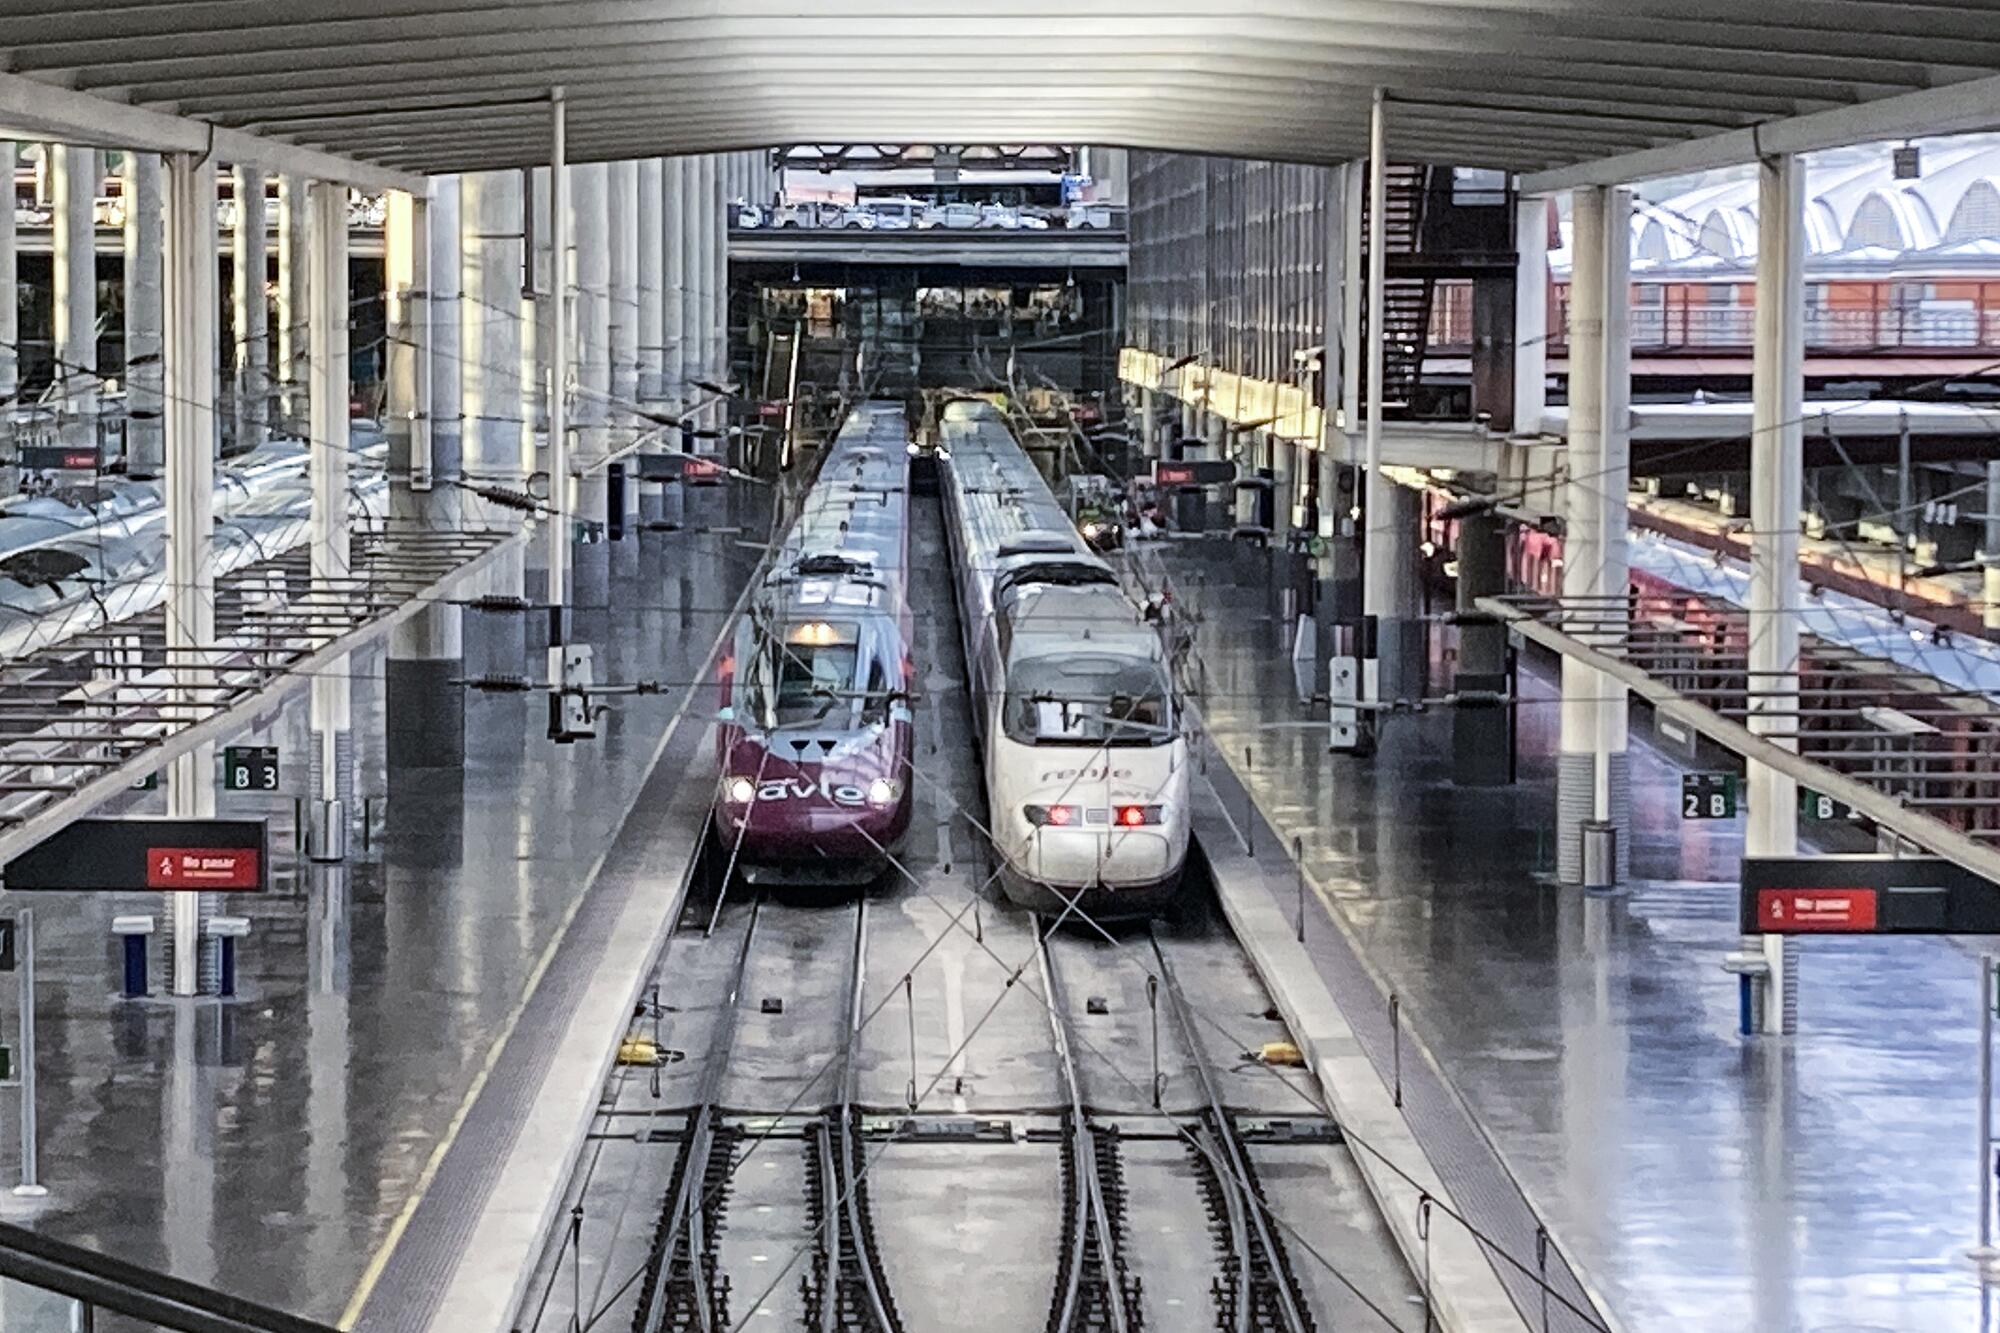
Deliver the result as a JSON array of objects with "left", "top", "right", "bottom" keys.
[
  {"left": 462, "top": 172, "right": 525, "bottom": 513},
  {"left": 0, "top": 144, "right": 14, "bottom": 453},
  {"left": 1514, "top": 194, "right": 1549, "bottom": 437},
  {"left": 1360, "top": 95, "right": 1396, "bottom": 711},
  {"left": 714, "top": 154, "right": 729, "bottom": 401},
  {"left": 665, "top": 157, "right": 688, "bottom": 414},
  {"left": 1556, "top": 185, "right": 1632, "bottom": 886},
  {"left": 1452, "top": 511, "right": 1511, "bottom": 785},
  {"left": 637, "top": 159, "right": 664, "bottom": 402},
  {"left": 429, "top": 176, "right": 463, "bottom": 499},
  {"left": 163, "top": 151, "right": 218, "bottom": 995},
  {"left": 308, "top": 180, "right": 354, "bottom": 852},
  {"left": 571, "top": 161, "right": 611, "bottom": 606},
  {"left": 276, "top": 175, "right": 310, "bottom": 431},
  {"left": 123, "top": 152, "right": 166, "bottom": 478},
  {"left": 1374, "top": 482, "right": 1426, "bottom": 702},
  {"left": 608, "top": 158, "right": 640, "bottom": 426},
  {"left": 1339, "top": 160, "right": 1364, "bottom": 443},
  {"left": 51, "top": 145, "right": 98, "bottom": 453},
  {"left": 700, "top": 154, "right": 722, "bottom": 399},
  {"left": 1984, "top": 460, "right": 2000, "bottom": 633},
  {"left": 1745, "top": 153, "right": 1805, "bottom": 1035},
  {"left": 462, "top": 170, "right": 527, "bottom": 673},
  {"left": 232, "top": 166, "right": 269, "bottom": 451},
  {"left": 386, "top": 186, "right": 465, "bottom": 781}
]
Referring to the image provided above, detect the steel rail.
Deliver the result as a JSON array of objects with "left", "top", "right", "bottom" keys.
[
  {"left": 831, "top": 897, "right": 901, "bottom": 1333},
  {"left": 636, "top": 877, "right": 762, "bottom": 1333},
  {"left": 1148, "top": 928, "right": 1312, "bottom": 1333},
  {"left": 1036, "top": 916, "right": 1134, "bottom": 1333}
]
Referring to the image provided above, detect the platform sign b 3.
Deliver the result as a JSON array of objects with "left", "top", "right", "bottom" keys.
[{"left": 223, "top": 745, "right": 279, "bottom": 792}]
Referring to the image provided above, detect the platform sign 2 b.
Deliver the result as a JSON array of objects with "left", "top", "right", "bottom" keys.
[
  {"left": 3, "top": 818, "right": 268, "bottom": 894},
  {"left": 223, "top": 745, "right": 279, "bottom": 792},
  {"left": 1680, "top": 773, "right": 1738, "bottom": 821}
]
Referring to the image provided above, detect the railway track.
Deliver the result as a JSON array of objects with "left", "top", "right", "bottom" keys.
[
  {"left": 1148, "top": 928, "right": 1317, "bottom": 1333},
  {"left": 1037, "top": 916, "right": 1141, "bottom": 1333},
  {"left": 804, "top": 901, "right": 905, "bottom": 1333}
]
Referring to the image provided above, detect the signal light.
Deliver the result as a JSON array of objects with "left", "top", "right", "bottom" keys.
[{"left": 1026, "top": 804, "right": 1078, "bottom": 827}]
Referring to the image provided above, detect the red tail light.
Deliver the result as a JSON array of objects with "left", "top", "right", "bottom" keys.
[
  {"left": 1026, "top": 804, "right": 1078, "bottom": 828},
  {"left": 1115, "top": 804, "right": 1163, "bottom": 827}
]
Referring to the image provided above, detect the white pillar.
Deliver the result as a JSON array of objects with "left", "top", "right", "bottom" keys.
[
  {"left": 546, "top": 97, "right": 571, "bottom": 608},
  {"left": 232, "top": 166, "right": 269, "bottom": 451},
  {"left": 666, "top": 157, "right": 689, "bottom": 414},
  {"left": 428, "top": 176, "right": 463, "bottom": 498},
  {"left": 637, "top": 159, "right": 664, "bottom": 402},
  {"left": 1514, "top": 194, "right": 1549, "bottom": 437},
  {"left": 163, "top": 152, "right": 218, "bottom": 996},
  {"left": 276, "top": 175, "right": 310, "bottom": 430},
  {"left": 51, "top": 145, "right": 98, "bottom": 452},
  {"left": 0, "top": 144, "right": 14, "bottom": 423},
  {"left": 124, "top": 152, "right": 166, "bottom": 478},
  {"left": 1747, "top": 152, "right": 1805, "bottom": 1034},
  {"left": 571, "top": 160, "right": 611, "bottom": 602},
  {"left": 462, "top": 172, "right": 526, "bottom": 521},
  {"left": 308, "top": 180, "right": 353, "bottom": 836},
  {"left": 1557, "top": 185, "right": 1633, "bottom": 885},
  {"left": 1339, "top": 160, "right": 1364, "bottom": 442},
  {"left": 608, "top": 159, "right": 640, "bottom": 423},
  {"left": 1360, "top": 94, "right": 1393, "bottom": 708},
  {"left": 1983, "top": 461, "right": 2000, "bottom": 633}
]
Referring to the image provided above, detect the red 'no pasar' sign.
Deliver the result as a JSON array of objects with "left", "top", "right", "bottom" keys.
[
  {"left": 1756, "top": 887, "right": 1878, "bottom": 932},
  {"left": 146, "top": 847, "right": 260, "bottom": 890}
]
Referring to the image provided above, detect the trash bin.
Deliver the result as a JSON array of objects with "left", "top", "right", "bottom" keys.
[{"left": 1582, "top": 819, "right": 1618, "bottom": 891}]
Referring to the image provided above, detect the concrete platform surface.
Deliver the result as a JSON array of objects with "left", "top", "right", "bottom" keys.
[
  {"left": 0, "top": 499, "right": 766, "bottom": 1324},
  {"left": 1162, "top": 541, "right": 1996, "bottom": 1333}
]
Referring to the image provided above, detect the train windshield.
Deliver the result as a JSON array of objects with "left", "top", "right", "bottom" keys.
[
  {"left": 1003, "top": 655, "right": 1173, "bottom": 746},
  {"left": 744, "top": 619, "right": 863, "bottom": 729}
]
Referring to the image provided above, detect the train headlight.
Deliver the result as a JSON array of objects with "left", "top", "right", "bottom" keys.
[
  {"left": 725, "top": 776, "right": 756, "bottom": 804},
  {"left": 1025, "top": 803, "right": 1078, "bottom": 827},
  {"left": 1082, "top": 522, "right": 1102, "bottom": 538},
  {"left": 867, "top": 778, "right": 898, "bottom": 807}
]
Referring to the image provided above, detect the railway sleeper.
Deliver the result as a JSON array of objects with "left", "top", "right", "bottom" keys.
[{"left": 1186, "top": 1117, "right": 1318, "bottom": 1333}]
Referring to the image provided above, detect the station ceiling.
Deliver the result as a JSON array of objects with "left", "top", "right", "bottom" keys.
[{"left": 3, "top": 1, "right": 2000, "bottom": 179}]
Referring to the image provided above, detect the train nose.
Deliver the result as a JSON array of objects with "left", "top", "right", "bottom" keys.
[{"left": 1019, "top": 796, "right": 1174, "bottom": 887}]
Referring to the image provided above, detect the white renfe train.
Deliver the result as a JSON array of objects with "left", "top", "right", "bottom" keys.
[{"left": 938, "top": 397, "right": 1189, "bottom": 915}]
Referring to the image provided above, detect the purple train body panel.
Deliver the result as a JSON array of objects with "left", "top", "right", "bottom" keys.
[{"left": 713, "top": 402, "right": 915, "bottom": 886}]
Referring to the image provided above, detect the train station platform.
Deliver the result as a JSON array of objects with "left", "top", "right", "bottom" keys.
[
  {"left": 1160, "top": 541, "right": 1991, "bottom": 1332},
  {"left": 0, "top": 506, "right": 767, "bottom": 1324}
]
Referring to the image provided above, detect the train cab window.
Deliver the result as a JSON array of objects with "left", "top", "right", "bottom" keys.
[
  {"left": 1004, "top": 655, "right": 1173, "bottom": 746},
  {"left": 747, "top": 619, "right": 862, "bottom": 728},
  {"left": 860, "top": 657, "right": 892, "bottom": 726}
]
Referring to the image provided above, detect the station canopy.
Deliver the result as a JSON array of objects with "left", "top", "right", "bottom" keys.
[{"left": 1, "top": 1, "right": 1998, "bottom": 186}]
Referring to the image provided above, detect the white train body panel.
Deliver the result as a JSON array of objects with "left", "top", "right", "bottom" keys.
[{"left": 938, "top": 398, "right": 1188, "bottom": 912}]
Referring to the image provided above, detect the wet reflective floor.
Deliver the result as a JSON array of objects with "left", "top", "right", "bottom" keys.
[
  {"left": 0, "top": 494, "right": 768, "bottom": 1322},
  {"left": 1163, "top": 543, "right": 1999, "bottom": 1333}
]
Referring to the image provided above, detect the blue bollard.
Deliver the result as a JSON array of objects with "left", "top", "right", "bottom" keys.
[
  {"left": 112, "top": 915, "right": 155, "bottom": 999},
  {"left": 207, "top": 916, "right": 250, "bottom": 999}
]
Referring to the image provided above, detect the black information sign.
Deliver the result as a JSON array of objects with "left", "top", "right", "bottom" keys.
[
  {"left": 17, "top": 444, "right": 99, "bottom": 472},
  {"left": 4, "top": 818, "right": 269, "bottom": 893},
  {"left": 1741, "top": 855, "right": 2000, "bottom": 936},
  {"left": 223, "top": 745, "right": 280, "bottom": 792},
  {"left": 1680, "top": 773, "right": 1738, "bottom": 821},
  {"left": 1154, "top": 459, "right": 1237, "bottom": 488}
]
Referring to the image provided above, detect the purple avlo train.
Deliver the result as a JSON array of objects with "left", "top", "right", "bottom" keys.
[{"left": 712, "top": 402, "right": 915, "bottom": 886}]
